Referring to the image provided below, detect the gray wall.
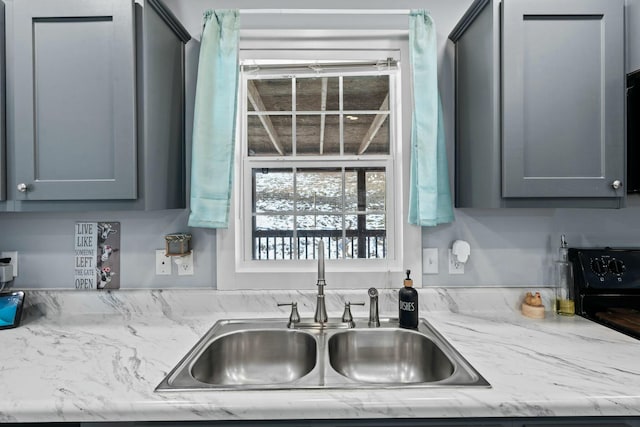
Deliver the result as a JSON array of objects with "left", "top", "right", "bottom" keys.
[
  {"left": 1, "top": 0, "right": 639, "bottom": 289},
  {"left": 0, "top": 210, "right": 215, "bottom": 288}
]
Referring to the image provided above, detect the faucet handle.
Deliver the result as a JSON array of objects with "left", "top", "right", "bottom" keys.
[
  {"left": 341, "top": 302, "right": 365, "bottom": 325},
  {"left": 277, "top": 302, "right": 301, "bottom": 327}
]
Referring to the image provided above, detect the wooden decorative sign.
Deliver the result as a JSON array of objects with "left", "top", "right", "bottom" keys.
[{"left": 74, "top": 222, "right": 121, "bottom": 290}]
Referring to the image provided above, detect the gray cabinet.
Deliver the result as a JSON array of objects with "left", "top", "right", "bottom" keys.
[
  {"left": 0, "top": 1, "right": 5, "bottom": 202},
  {"left": 4, "top": 0, "right": 190, "bottom": 211},
  {"left": 449, "top": 0, "right": 625, "bottom": 208},
  {"left": 8, "top": 0, "right": 136, "bottom": 201},
  {"left": 628, "top": 0, "right": 640, "bottom": 73}
]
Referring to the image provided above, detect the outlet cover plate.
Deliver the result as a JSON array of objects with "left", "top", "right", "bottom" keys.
[
  {"left": 448, "top": 249, "right": 465, "bottom": 275},
  {"left": 155, "top": 250, "right": 171, "bottom": 275},
  {"left": 176, "top": 252, "right": 194, "bottom": 276},
  {"left": 0, "top": 251, "right": 18, "bottom": 277}
]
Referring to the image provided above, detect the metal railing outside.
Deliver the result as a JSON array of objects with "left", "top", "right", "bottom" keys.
[{"left": 253, "top": 230, "right": 386, "bottom": 260}]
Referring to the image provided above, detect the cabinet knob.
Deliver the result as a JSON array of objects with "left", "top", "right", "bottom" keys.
[
  {"left": 17, "top": 183, "right": 29, "bottom": 193},
  {"left": 611, "top": 180, "right": 623, "bottom": 190}
]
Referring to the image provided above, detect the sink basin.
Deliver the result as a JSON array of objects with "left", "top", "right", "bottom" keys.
[
  {"left": 158, "top": 323, "right": 317, "bottom": 390},
  {"left": 328, "top": 329, "right": 454, "bottom": 383},
  {"left": 191, "top": 330, "right": 317, "bottom": 385},
  {"left": 156, "top": 318, "right": 490, "bottom": 391}
]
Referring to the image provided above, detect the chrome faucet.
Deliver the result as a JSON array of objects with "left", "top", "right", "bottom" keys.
[
  {"left": 314, "top": 240, "right": 328, "bottom": 324},
  {"left": 368, "top": 287, "right": 380, "bottom": 327}
]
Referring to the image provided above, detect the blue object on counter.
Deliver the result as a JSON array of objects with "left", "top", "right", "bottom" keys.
[
  {"left": 408, "top": 10, "right": 454, "bottom": 227},
  {"left": 188, "top": 10, "right": 240, "bottom": 229},
  {"left": 0, "top": 303, "right": 17, "bottom": 326},
  {"left": 0, "top": 291, "right": 25, "bottom": 329}
]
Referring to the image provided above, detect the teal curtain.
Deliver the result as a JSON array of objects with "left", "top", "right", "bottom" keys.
[
  {"left": 188, "top": 10, "right": 240, "bottom": 229},
  {"left": 408, "top": 10, "right": 454, "bottom": 226}
]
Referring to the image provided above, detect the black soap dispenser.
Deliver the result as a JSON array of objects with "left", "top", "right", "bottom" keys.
[{"left": 399, "top": 269, "right": 418, "bottom": 329}]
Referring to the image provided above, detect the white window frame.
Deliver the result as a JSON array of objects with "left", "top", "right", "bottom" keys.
[{"left": 217, "top": 30, "right": 423, "bottom": 290}]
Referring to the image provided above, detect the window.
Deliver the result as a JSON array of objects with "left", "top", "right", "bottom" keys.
[
  {"left": 244, "top": 64, "right": 396, "bottom": 262},
  {"left": 217, "top": 30, "right": 422, "bottom": 290}
]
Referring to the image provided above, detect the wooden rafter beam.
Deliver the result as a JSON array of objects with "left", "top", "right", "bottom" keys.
[
  {"left": 247, "top": 80, "right": 285, "bottom": 155},
  {"left": 319, "top": 77, "right": 328, "bottom": 155},
  {"left": 357, "top": 94, "right": 389, "bottom": 155}
]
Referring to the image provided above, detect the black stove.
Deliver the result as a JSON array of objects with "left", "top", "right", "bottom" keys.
[{"left": 569, "top": 248, "right": 640, "bottom": 340}]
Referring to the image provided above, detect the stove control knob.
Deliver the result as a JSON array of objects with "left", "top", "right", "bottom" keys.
[
  {"left": 608, "top": 258, "right": 626, "bottom": 276},
  {"left": 590, "top": 258, "right": 608, "bottom": 276}
]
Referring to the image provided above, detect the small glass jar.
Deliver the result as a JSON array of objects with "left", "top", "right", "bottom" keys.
[{"left": 554, "top": 235, "right": 575, "bottom": 316}]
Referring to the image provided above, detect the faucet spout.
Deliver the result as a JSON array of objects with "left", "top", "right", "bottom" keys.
[
  {"left": 314, "top": 240, "right": 328, "bottom": 323},
  {"left": 368, "top": 287, "right": 380, "bottom": 327}
]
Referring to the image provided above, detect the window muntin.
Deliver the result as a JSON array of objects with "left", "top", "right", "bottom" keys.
[{"left": 243, "top": 62, "right": 396, "bottom": 263}]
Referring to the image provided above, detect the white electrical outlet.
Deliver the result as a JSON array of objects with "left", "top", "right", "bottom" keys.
[
  {"left": 422, "top": 248, "right": 438, "bottom": 274},
  {"left": 448, "top": 249, "right": 465, "bottom": 274},
  {"left": 176, "top": 251, "right": 194, "bottom": 276},
  {"left": 155, "top": 250, "right": 171, "bottom": 275},
  {"left": 0, "top": 251, "right": 18, "bottom": 277}
]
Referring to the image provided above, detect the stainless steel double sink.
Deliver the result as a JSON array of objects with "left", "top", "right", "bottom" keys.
[{"left": 156, "top": 318, "right": 490, "bottom": 391}]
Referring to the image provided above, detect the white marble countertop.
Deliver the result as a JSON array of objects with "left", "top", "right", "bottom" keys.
[{"left": 1, "top": 288, "right": 640, "bottom": 422}]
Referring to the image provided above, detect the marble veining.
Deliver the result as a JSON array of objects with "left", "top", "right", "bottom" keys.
[{"left": 1, "top": 287, "right": 639, "bottom": 422}]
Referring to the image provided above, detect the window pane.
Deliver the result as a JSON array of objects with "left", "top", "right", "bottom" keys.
[
  {"left": 366, "top": 234, "right": 386, "bottom": 259},
  {"left": 254, "top": 168, "right": 293, "bottom": 213},
  {"left": 343, "top": 214, "right": 386, "bottom": 259},
  {"left": 366, "top": 214, "right": 386, "bottom": 230},
  {"left": 253, "top": 215, "right": 294, "bottom": 261},
  {"left": 344, "top": 170, "right": 358, "bottom": 211},
  {"left": 248, "top": 115, "right": 292, "bottom": 156},
  {"left": 296, "top": 115, "right": 340, "bottom": 155},
  {"left": 298, "top": 233, "right": 344, "bottom": 259},
  {"left": 254, "top": 236, "right": 294, "bottom": 260},
  {"left": 296, "top": 214, "right": 342, "bottom": 230},
  {"left": 343, "top": 114, "right": 390, "bottom": 155},
  {"left": 296, "top": 77, "right": 339, "bottom": 111},
  {"left": 296, "top": 221, "right": 343, "bottom": 260},
  {"left": 344, "top": 168, "right": 386, "bottom": 212},
  {"left": 343, "top": 75, "right": 389, "bottom": 111},
  {"left": 255, "top": 215, "right": 293, "bottom": 230},
  {"left": 247, "top": 79, "right": 291, "bottom": 111},
  {"left": 323, "top": 237, "right": 343, "bottom": 260},
  {"left": 344, "top": 214, "right": 358, "bottom": 259},
  {"left": 296, "top": 169, "right": 342, "bottom": 212},
  {"left": 296, "top": 236, "right": 317, "bottom": 260},
  {"left": 297, "top": 235, "right": 343, "bottom": 260},
  {"left": 366, "top": 170, "right": 386, "bottom": 211}
]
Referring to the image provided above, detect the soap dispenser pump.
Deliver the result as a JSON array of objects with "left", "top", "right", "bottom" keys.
[{"left": 399, "top": 269, "right": 418, "bottom": 329}]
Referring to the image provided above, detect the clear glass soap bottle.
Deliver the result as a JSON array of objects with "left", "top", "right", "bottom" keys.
[{"left": 554, "top": 235, "right": 575, "bottom": 316}]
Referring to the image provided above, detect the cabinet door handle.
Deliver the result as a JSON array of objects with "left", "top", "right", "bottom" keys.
[
  {"left": 17, "top": 183, "right": 29, "bottom": 193},
  {"left": 611, "top": 180, "right": 623, "bottom": 190}
]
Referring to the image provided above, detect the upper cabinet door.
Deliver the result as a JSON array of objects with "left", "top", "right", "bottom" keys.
[
  {"left": 0, "top": 2, "right": 6, "bottom": 202},
  {"left": 502, "top": 0, "right": 625, "bottom": 198},
  {"left": 11, "top": 0, "right": 136, "bottom": 200}
]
